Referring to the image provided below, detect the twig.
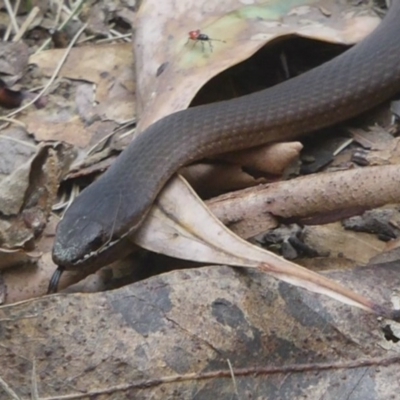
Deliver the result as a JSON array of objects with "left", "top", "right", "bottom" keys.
[
  {"left": 54, "top": 0, "right": 64, "bottom": 27},
  {"left": 34, "top": 356, "right": 400, "bottom": 400},
  {"left": 31, "top": 359, "right": 39, "bottom": 400},
  {"left": 227, "top": 359, "right": 240, "bottom": 399},
  {"left": 0, "top": 117, "right": 26, "bottom": 127},
  {"left": 0, "top": 135, "right": 37, "bottom": 150},
  {"left": 83, "top": 32, "right": 133, "bottom": 45},
  {"left": 86, "top": 119, "right": 135, "bottom": 156},
  {"left": 3, "top": 0, "right": 20, "bottom": 41},
  {"left": 13, "top": 6, "right": 41, "bottom": 42},
  {"left": 0, "top": 375, "right": 21, "bottom": 400}
]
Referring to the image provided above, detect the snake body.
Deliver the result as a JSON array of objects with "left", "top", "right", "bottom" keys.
[{"left": 53, "top": 1, "right": 400, "bottom": 270}]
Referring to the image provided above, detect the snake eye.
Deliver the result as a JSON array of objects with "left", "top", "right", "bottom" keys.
[
  {"left": 88, "top": 227, "right": 112, "bottom": 252},
  {"left": 78, "top": 221, "right": 108, "bottom": 253},
  {"left": 89, "top": 235, "right": 105, "bottom": 250}
]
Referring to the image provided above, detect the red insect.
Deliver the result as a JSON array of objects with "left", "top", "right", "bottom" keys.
[{"left": 186, "top": 29, "right": 225, "bottom": 52}]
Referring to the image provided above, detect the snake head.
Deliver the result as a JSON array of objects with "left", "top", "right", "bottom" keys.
[
  {"left": 52, "top": 211, "right": 135, "bottom": 270},
  {"left": 52, "top": 216, "right": 107, "bottom": 267},
  {"left": 51, "top": 167, "right": 138, "bottom": 270}
]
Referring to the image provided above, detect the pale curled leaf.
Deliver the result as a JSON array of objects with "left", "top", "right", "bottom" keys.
[{"left": 132, "top": 176, "right": 394, "bottom": 319}]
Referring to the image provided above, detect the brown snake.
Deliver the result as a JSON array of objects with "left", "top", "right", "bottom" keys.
[{"left": 51, "top": 1, "right": 400, "bottom": 283}]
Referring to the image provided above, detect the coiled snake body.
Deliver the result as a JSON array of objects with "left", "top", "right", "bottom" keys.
[{"left": 52, "top": 1, "right": 400, "bottom": 272}]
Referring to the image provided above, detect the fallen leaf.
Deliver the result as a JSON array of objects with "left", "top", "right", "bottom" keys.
[
  {"left": 25, "top": 43, "right": 135, "bottom": 147},
  {"left": 0, "top": 142, "right": 74, "bottom": 270},
  {"left": 302, "top": 223, "right": 385, "bottom": 265},
  {"left": 0, "top": 264, "right": 399, "bottom": 398},
  {"left": 0, "top": 41, "right": 29, "bottom": 79}
]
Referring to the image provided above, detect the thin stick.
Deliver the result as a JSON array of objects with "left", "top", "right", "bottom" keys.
[
  {"left": 13, "top": 6, "right": 40, "bottom": 42},
  {"left": 3, "top": 0, "right": 20, "bottom": 40},
  {"left": 227, "top": 359, "right": 240, "bottom": 398},
  {"left": 0, "top": 135, "right": 37, "bottom": 149},
  {"left": 0, "top": 375, "right": 20, "bottom": 400},
  {"left": 0, "top": 117, "right": 26, "bottom": 127},
  {"left": 54, "top": 0, "right": 64, "bottom": 27},
  {"left": 31, "top": 359, "right": 39, "bottom": 400}
]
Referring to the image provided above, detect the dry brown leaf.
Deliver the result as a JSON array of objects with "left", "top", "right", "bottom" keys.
[
  {"left": 25, "top": 43, "right": 135, "bottom": 147},
  {"left": 0, "top": 41, "right": 29, "bottom": 79},
  {"left": 0, "top": 142, "right": 74, "bottom": 277},
  {"left": 0, "top": 127, "right": 36, "bottom": 180},
  {"left": 351, "top": 126, "right": 395, "bottom": 151},
  {"left": 1, "top": 264, "right": 399, "bottom": 399},
  {"left": 357, "top": 136, "right": 400, "bottom": 166},
  {"left": 1, "top": 214, "right": 95, "bottom": 303},
  {"left": 302, "top": 223, "right": 386, "bottom": 265},
  {"left": 180, "top": 162, "right": 267, "bottom": 198}
]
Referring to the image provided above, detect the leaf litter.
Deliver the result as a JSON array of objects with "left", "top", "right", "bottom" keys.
[{"left": 1, "top": 0, "right": 400, "bottom": 398}]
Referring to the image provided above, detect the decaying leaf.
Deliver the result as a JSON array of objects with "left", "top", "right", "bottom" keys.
[
  {"left": 0, "top": 142, "right": 74, "bottom": 270},
  {"left": 0, "top": 41, "right": 29, "bottom": 79},
  {"left": 24, "top": 43, "right": 135, "bottom": 148},
  {"left": 0, "top": 264, "right": 399, "bottom": 399}
]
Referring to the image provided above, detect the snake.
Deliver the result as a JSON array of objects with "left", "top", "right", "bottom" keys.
[{"left": 51, "top": 1, "right": 400, "bottom": 284}]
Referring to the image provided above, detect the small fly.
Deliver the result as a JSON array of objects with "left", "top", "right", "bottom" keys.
[{"left": 186, "top": 29, "right": 225, "bottom": 52}]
